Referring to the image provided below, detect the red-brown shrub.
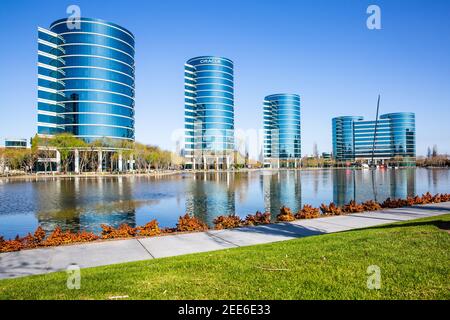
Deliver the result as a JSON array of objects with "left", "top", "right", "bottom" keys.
[
  {"left": 213, "top": 215, "right": 243, "bottom": 230},
  {"left": 295, "top": 205, "right": 321, "bottom": 219},
  {"left": 137, "top": 219, "right": 161, "bottom": 237},
  {"left": 244, "top": 211, "right": 271, "bottom": 226},
  {"left": 320, "top": 202, "right": 343, "bottom": 215},
  {"left": 176, "top": 214, "right": 208, "bottom": 232},
  {"left": 342, "top": 200, "right": 365, "bottom": 213},
  {"left": 361, "top": 200, "right": 382, "bottom": 211},
  {"left": 277, "top": 206, "right": 295, "bottom": 222},
  {"left": 101, "top": 224, "right": 136, "bottom": 239}
]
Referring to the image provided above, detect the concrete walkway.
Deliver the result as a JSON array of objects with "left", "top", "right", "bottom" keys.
[{"left": 1, "top": 202, "right": 449, "bottom": 279}]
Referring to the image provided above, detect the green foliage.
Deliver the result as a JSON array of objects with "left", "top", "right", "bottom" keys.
[{"left": 0, "top": 214, "right": 449, "bottom": 300}]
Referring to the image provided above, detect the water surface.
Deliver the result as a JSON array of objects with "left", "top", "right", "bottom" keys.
[{"left": 0, "top": 168, "right": 449, "bottom": 238}]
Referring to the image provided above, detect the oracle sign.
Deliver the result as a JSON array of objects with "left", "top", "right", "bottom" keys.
[{"left": 199, "top": 58, "right": 221, "bottom": 64}]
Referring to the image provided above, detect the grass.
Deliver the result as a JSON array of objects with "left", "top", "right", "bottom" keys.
[{"left": 0, "top": 214, "right": 449, "bottom": 300}]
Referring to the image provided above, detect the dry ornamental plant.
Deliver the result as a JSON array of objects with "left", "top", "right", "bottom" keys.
[
  {"left": 213, "top": 215, "right": 243, "bottom": 230},
  {"left": 277, "top": 206, "right": 296, "bottom": 222}
]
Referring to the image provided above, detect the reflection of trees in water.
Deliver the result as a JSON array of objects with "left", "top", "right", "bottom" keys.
[
  {"left": 333, "top": 169, "right": 416, "bottom": 206},
  {"left": 34, "top": 177, "right": 145, "bottom": 234},
  {"left": 262, "top": 171, "right": 302, "bottom": 216},
  {"left": 185, "top": 172, "right": 236, "bottom": 226}
]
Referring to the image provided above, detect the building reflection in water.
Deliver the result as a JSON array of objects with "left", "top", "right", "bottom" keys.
[
  {"left": 185, "top": 172, "right": 236, "bottom": 226},
  {"left": 261, "top": 171, "right": 302, "bottom": 217},
  {"left": 333, "top": 169, "right": 416, "bottom": 206},
  {"left": 34, "top": 177, "right": 137, "bottom": 234}
]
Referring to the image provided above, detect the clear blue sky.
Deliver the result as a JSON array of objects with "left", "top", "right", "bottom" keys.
[{"left": 0, "top": 0, "right": 449, "bottom": 157}]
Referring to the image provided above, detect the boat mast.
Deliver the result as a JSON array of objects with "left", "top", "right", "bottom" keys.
[{"left": 371, "top": 94, "right": 381, "bottom": 166}]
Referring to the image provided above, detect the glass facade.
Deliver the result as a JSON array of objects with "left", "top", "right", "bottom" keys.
[
  {"left": 263, "top": 94, "right": 301, "bottom": 167},
  {"left": 184, "top": 56, "right": 234, "bottom": 168},
  {"left": 332, "top": 116, "right": 363, "bottom": 161},
  {"left": 332, "top": 112, "right": 416, "bottom": 164},
  {"left": 5, "top": 138, "right": 27, "bottom": 148},
  {"left": 37, "top": 18, "right": 135, "bottom": 143}
]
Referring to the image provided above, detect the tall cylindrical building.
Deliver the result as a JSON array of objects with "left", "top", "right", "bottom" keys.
[
  {"left": 332, "top": 116, "right": 363, "bottom": 161},
  {"left": 37, "top": 17, "right": 135, "bottom": 144},
  {"left": 184, "top": 56, "right": 234, "bottom": 169},
  {"left": 379, "top": 112, "right": 415, "bottom": 159},
  {"left": 263, "top": 94, "right": 301, "bottom": 168}
]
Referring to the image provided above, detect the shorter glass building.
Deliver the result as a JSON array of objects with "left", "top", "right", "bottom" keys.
[
  {"left": 263, "top": 94, "right": 301, "bottom": 168},
  {"left": 332, "top": 116, "right": 363, "bottom": 161},
  {"left": 332, "top": 112, "right": 416, "bottom": 165},
  {"left": 5, "top": 138, "right": 27, "bottom": 149}
]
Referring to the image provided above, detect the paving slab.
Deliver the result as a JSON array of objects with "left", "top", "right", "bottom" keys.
[
  {"left": 48, "top": 239, "right": 152, "bottom": 271},
  {"left": 290, "top": 218, "right": 355, "bottom": 233},
  {"left": 317, "top": 215, "right": 400, "bottom": 229},
  {"left": 209, "top": 222, "right": 324, "bottom": 246},
  {"left": 0, "top": 247, "right": 53, "bottom": 279},
  {"left": 138, "top": 232, "right": 237, "bottom": 258}
]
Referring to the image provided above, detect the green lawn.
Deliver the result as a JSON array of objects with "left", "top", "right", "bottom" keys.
[{"left": 1, "top": 214, "right": 449, "bottom": 300}]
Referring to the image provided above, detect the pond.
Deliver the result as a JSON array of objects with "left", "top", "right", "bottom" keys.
[{"left": 0, "top": 168, "right": 449, "bottom": 239}]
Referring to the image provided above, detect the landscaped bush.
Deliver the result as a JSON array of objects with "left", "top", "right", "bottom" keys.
[
  {"left": 421, "top": 192, "right": 434, "bottom": 204},
  {"left": 244, "top": 211, "right": 271, "bottom": 226},
  {"left": 43, "top": 227, "right": 99, "bottom": 246},
  {"left": 277, "top": 206, "right": 295, "bottom": 222},
  {"left": 176, "top": 214, "right": 208, "bottom": 232},
  {"left": 101, "top": 224, "right": 137, "bottom": 239},
  {"left": 381, "top": 197, "right": 408, "bottom": 208},
  {"left": 137, "top": 220, "right": 161, "bottom": 237},
  {"left": 213, "top": 215, "right": 243, "bottom": 230},
  {"left": 295, "top": 205, "right": 321, "bottom": 219},
  {"left": 361, "top": 200, "right": 382, "bottom": 211},
  {"left": 342, "top": 200, "right": 365, "bottom": 213},
  {"left": 320, "top": 202, "right": 343, "bottom": 215},
  {"left": 0, "top": 226, "right": 98, "bottom": 252},
  {"left": 0, "top": 236, "right": 23, "bottom": 253}
]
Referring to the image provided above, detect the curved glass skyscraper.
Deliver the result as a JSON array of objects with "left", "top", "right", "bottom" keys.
[
  {"left": 184, "top": 56, "right": 234, "bottom": 169},
  {"left": 379, "top": 112, "right": 416, "bottom": 158},
  {"left": 332, "top": 112, "right": 416, "bottom": 165},
  {"left": 263, "top": 94, "right": 301, "bottom": 168},
  {"left": 332, "top": 116, "right": 363, "bottom": 161},
  {"left": 37, "top": 17, "right": 135, "bottom": 144}
]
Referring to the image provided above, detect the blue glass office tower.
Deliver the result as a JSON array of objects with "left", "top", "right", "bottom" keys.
[
  {"left": 37, "top": 18, "right": 135, "bottom": 144},
  {"left": 184, "top": 56, "right": 234, "bottom": 169},
  {"left": 263, "top": 94, "right": 301, "bottom": 168},
  {"left": 332, "top": 112, "right": 416, "bottom": 165},
  {"left": 332, "top": 116, "right": 363, "bottom": 161}
]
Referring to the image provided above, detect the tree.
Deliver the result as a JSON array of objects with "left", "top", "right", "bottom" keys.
[
  {"left": 33, "top": 134, "right": 54, "bottom": 173},
  {"left": 51, "top": 133, "right": 86, "bottom": 173}
]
